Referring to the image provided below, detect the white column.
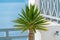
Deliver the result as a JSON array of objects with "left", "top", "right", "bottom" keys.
[
  {"left": 35, "top": 30, "right": 41, "bottom": 40},
  {"left": 28, "top": 0, "right": 35, "bottom": 6},
  {"left": 28, "top": 0, "right": 41, "bottom": 40}
]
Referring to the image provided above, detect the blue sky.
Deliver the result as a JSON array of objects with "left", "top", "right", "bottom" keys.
[
  {"left": 0, "top": 0, "right": 27, "bottom": 2},
  {"left": 0, "top": 0, "right": 28, "bottom": 28}
]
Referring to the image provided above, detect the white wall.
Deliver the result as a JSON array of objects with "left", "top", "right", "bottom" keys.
[
  {"left": 40, "top": 22, "right": 60, "bottom": 40},
  {"left": 35, "top": 22, "right": 60, "bottom": 40},
  {"left": 34, "top": 0, "right": 60, "bottom": 40},
  {"left": 35, "top": 30, "right": 41, "bottom": 40},
  {"left": 29, "top": 0, "right": 60, "bottom": 40},
  {"left": 29, "top": 0, "right": 35, "bottom": 5}
]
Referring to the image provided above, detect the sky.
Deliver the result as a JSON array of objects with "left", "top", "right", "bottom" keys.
[
  {"left": 0, "top": 0, "right": 26, "bottom": 2},
  {"left": 0, "top": 0, "right": 28, "bottom": 29}
]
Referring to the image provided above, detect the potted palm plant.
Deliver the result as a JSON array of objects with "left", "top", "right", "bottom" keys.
[{"left": 12, "top": 4, "right": 48, "bottom": 40}]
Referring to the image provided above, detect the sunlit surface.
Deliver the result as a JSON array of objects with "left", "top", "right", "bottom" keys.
[{"left": 40, "top": 0, "right": 60, "bottom": 23}]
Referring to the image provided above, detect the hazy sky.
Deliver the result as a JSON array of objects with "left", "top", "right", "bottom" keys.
[
  {"left": 0, "top": 0, "right": 26, "bottom": 2},
  {"left": 0, "top": 0, "right": 28, "bottom": 28}
]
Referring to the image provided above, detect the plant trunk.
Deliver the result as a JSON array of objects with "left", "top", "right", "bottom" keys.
[{"left": 28, "top": 29, "right": 34, "bottom": 40}]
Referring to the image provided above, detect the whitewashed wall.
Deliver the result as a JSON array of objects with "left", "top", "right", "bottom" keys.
[
  {"left": 35, "top": 0, "right": 60, "bottom": 40},
  {"left": 35, "top": 22, "right": 60, "bottom": 40},
  {"left": 29, "top": 0, "right": 60, "bottom": 40},
  {"left": 35, "top": 30, "right": 41, "bottom": 40},
  {"left": 40, "top": 22, "right": 60, "bottom": 40}
]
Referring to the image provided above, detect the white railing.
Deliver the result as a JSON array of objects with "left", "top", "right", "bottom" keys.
[
  {"left": 0, "top": 28, "right": 28, "bottom": 40},
  {"left": 39, "top": 0, "right": 60, "bottom": 23}
]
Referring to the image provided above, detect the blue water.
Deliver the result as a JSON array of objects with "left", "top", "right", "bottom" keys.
[{"left": 0, "top": 0, "right": 28, "bottom": 40}]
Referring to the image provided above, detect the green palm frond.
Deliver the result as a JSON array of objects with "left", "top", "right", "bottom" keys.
[{"left": 12, "top": 4, "right": 48, "bottom": 33}]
